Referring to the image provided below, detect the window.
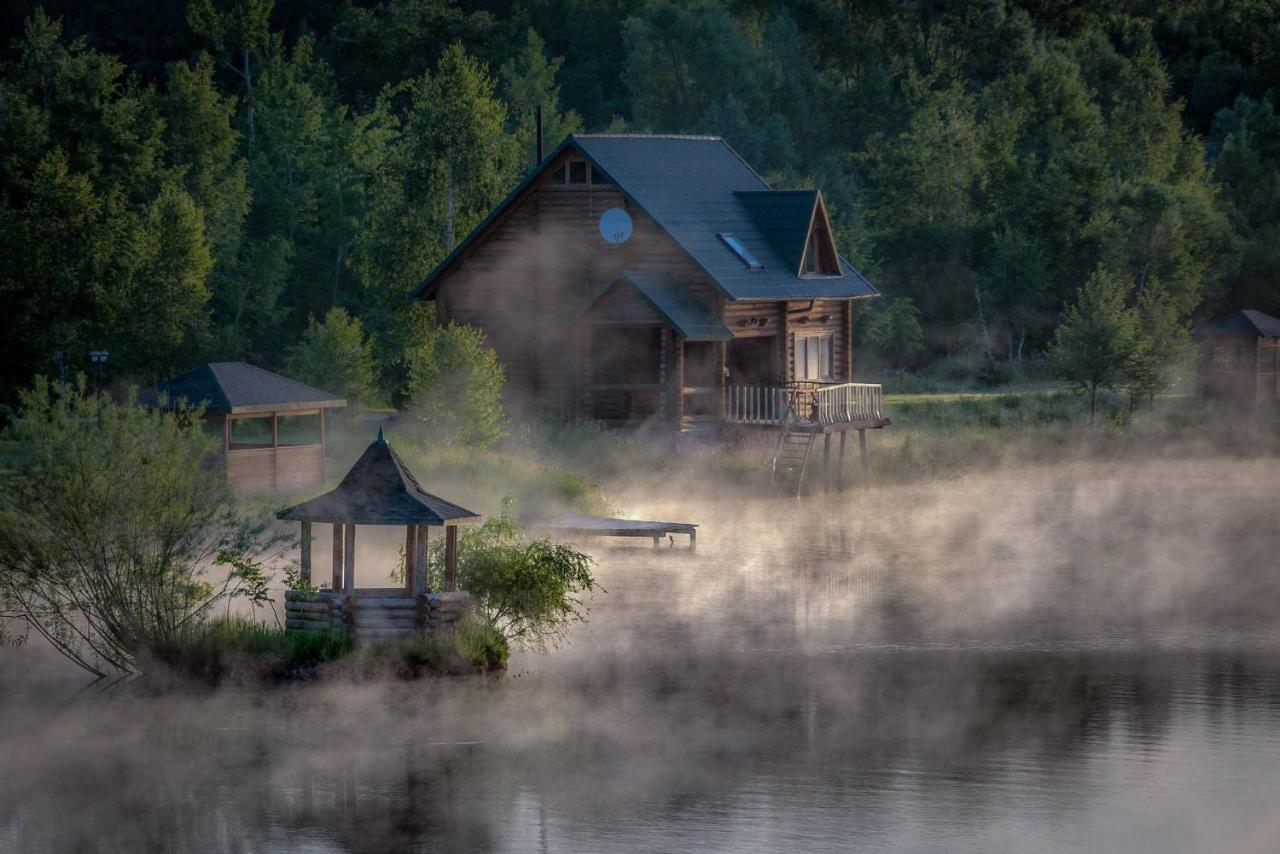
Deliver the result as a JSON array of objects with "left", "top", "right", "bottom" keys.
[
  {"left": 793, "top": 334, "right": 834, "bottom": 381},
  {"left": 229, "top": 415, "right": 273, "bottom": 448},
  {"left": 568, "top": 160, "right": 589, "bottom": 184},
  {"left": 276, "top": 413, "right": 322, "bottom": 446},
  {"left": 718, "top": 232, "right": 763, "bottom": 271}
]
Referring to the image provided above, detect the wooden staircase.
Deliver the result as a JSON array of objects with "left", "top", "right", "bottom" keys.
[{"left": 769, "top": 406, "right": 818, "bottom": 498}]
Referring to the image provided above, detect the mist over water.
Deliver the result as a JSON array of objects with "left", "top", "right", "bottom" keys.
[{"left": 3, "top": 456, "right": 1279, "bottom": 853}]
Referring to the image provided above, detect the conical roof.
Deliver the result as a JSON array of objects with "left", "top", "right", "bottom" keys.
[{"left": 277, "top": 429, "right": 480, "bottom": 526}]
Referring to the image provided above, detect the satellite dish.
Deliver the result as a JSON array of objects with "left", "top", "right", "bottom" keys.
[{"left": 599, "top": 208, "right": 633, "bottom": 244}]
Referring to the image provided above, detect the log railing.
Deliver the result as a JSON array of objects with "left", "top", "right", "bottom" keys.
[{"left": 726, "top": 382, "right": 883, "bottom": 426}]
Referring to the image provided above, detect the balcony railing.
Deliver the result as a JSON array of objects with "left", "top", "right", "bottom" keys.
[{"left": 726, "top": 382, "right": 884, "bottom": 426}]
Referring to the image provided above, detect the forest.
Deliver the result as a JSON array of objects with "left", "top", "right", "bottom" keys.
[{"left": 1, "top": 0, "right": 1276, "bottom": 407}]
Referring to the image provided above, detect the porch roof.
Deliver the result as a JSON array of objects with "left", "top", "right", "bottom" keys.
[
  {"left": 571, "top": 271, "right": 734, "bottom": 341},
  {"left": 145, "top": 362, "right": 346, "bottom": 415}
]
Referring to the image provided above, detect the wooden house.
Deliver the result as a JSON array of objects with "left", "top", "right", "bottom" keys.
[
  {"left": 413, "top": 134, "right": 889, "bottom": 440},
  {"left": 149, "top": 362, "right": 346, "bottom": 495},
  {"left": 1194, "top": 310, "right": 1280, "bottom": 406}
]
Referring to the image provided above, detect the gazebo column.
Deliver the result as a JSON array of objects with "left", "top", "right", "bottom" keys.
[
  {"left": 343, "top": 523, "right": 356, "bottom": 594},
  {"left": 414, "top": 525, "right": 428, "bottom": 595},
  {"left": 444, "top": 525, "right": 459, "bottom": 592},
  {"left": 299, "top": 521, "right": 312, "bottom": 586},
  {"left": 403, "top": 526, "right": 417, "bottom": 596},
  {"left": 331, "top": 524, "right": 343, "bottom": 591}
]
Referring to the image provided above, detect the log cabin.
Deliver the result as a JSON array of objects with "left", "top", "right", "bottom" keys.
[
  {"left": 413, "top": 134, "right": 890, "bottom": 447},
  {"left": 1195, "top": 309, "right": 1280, "bottom": 406}
]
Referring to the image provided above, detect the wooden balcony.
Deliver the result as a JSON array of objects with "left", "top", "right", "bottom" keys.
[{"left": 726, "top": 382, "right": 888, "bottom": 430}]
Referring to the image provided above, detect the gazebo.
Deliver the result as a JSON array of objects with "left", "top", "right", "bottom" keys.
[
  {"left": 1194, "top": 309, "right": 1280, "bottom": 406},
  {"left": 277, "top": 428, "right": 482, "bottom": 638},
  {"left": 149, "top": 362, "right": 346, "bottom": 495}
]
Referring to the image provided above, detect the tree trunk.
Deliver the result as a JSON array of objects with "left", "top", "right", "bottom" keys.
[
  {"left": 243, "top": 48, "right": 254, "bottom": 157},
  {"left": 1089, "top": 384, "right": 1097, "bottom": 425},
  {"left": 974, "top": 281, "right": 992, "bottom": 359}
]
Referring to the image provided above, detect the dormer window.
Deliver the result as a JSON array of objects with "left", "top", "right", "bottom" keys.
[
  {"left": 546, "top": 157, "right": 611, "bottom": 188},
  {"left": 718, "top": 232, "right": 763, "bottom": 271},
  {"left": 800, "top": 202, "right": 842, "bottom": 277}
]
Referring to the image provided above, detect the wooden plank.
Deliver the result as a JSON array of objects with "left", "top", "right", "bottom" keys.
[
  {"left": 343, "top": 523, "right": 355, "bottom": 595},
  {"left": 444, "top": 525, "right": 459, "bottom": 592},
  {"left": 331, "top": 523, "right": 343, "bottom": 592},
  {"left": 403, "top": 526, "right": 416, "bottom": 596},
  {"left": 299, "top": 521, "right": 312, "bottom": 586},
  {"left": 414, "top": 525, "right": 428, "bottom": 597}
]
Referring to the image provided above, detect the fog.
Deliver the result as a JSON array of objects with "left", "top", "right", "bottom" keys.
[{"left": 3, "top": 455, "right": 1280, "bottom": 852}]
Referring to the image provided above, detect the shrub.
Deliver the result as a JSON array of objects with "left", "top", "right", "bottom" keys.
[
  {"left": 453, "top": 612, "right": 510, "bottom": 670},
  {"left": 429, "top": 505, "right": 597, "bottom": 651},
  {"left": 397, "top": 308, "right": 506, "bottom": 448},
  {"left": 0, "top": 378, "right": 283, "bottom": 677}
]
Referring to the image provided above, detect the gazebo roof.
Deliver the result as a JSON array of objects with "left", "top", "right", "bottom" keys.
[
  {"left": 146, "top": 362, "right": 347, "bottom": 415},
  {"left": 1195, "top": 309, "right": 1280, "bottom": 338},
  {"left": 277, "top": 429, "right": 480, "bottom": 526}
]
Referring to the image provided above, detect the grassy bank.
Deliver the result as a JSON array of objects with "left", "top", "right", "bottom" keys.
[{"left": 149, "top": 616, "right": 508, "bottom": 688}]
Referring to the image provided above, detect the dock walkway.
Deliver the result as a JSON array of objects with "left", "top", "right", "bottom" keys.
[{"left": 529, "top": 514, "right": 697, "bottom": 551}]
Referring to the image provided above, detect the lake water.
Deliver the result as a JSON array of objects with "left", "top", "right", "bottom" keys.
[{"left": 2, "top": 459, "right": 1279, "bottom": 853}]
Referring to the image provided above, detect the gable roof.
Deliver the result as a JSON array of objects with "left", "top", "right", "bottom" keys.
[
  {"left": 1196, "top": 309, "right": 1280, "bottom": 338},
  {"left": 277, "top": 429, "right": 480, "bottom": 526},
  {"left": 569, "top": 271, "right": 733, "bottom": 341},
  {"left": 147, "top": 362, "right": 346, "bottom": 415},
  {"left": 414, "top": 134, "right": 878, "bottom": 303}
]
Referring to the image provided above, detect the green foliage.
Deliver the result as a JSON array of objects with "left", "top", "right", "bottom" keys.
[
  {"left": 398, "top": 308, "right": 506, "bottom": 448},
  {"left": 3, "top": 0, "right": 1279, "bottom": 398},
  {"left": 453, "top": 612, "right": 510, "bottom": 670},
  {"left": 285, "top": 307, "right": 378, "bottom": 408},
  {"left": 0, "top": 378, "right": 282, "bottom": 676},
  {"left": 430, "top": 506, "right": 597, "bottom": 651},
  {"left": 1049, "top": 268, "right": 1141, "bottom": 421},
  {"left": 158, "top": 616, "right": 352, "bottom": 682},
  {"left": 861, "top": 297, "right": 925, "bottom": 369}
]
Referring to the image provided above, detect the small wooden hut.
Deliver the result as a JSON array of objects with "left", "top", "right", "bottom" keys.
[
  {"left": 150, "top": 362, "right": 346, "bottom": 495},
  {"left": 1194, "top": 310, "right": 1280, "bottom": 406},
  {"left": 277, "top": 428, "right": 481, "bottom": 639}
]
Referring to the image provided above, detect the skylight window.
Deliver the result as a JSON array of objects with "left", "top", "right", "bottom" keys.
[{"left": 718, "top": 233, "right": 763, "bottom": 271}]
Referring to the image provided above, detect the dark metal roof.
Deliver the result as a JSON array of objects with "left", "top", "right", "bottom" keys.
[
  {"left": 414, "top": 134, "right": 878, "bottom": 302},
  {"left": 568, "top": 271, "right": 732, "bottom": 340},
  {"left": 277, "top": 429, "right": 480, "bottom": 526},
  {"left": 734, "top": 189, "right": 816, "bottom": 275},
  {"left": 146, "top": 362, "right": 346, "bottom": 415},
  {"left": 1195, "top": 309, "right": 1280, "bottom": 338}
]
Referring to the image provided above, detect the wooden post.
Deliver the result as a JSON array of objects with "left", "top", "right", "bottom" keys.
[
  {"left": 674, "top": 336, "right": 686, "bottom": 429},
  {"left": 689, "top": 529, "right": 697, "bottom": 553},
  {"left": 331, "top": 523, "right": 343, "bottom": 591},
  {"left": 222, "top": 415, "right": 231, "bottom": 453},
  {"left": 343, "top": 523, "right": 356, "bottom": 594},
  {"left": 444, "top": 525, "right": 459, "bottom": 592},
  {"left": 822, "top": 433, "right": 832, "bottom": 494},
  {"left": 718, "top": 340, "right": 728, "bottom": 421},
  {"left": 414, "top": 525, "right": 428, "bottom": 595},
  {"left": 299, "top": 521, "right": 312, "bottom": 586},
  {"left": 837, "top": 431, "right": 848, "bottom": 492},
  {"left": 403, "top": 526, "right": 416, "bottom": 595},
  {"left": 652, "top": 536, "right": 661, "bottom": 550},
  {"left": 271, "top": 413, "right": 280, "bottom": 493},
  {"left": 858, "top": 429, "right": 869, "bottom": 478}
]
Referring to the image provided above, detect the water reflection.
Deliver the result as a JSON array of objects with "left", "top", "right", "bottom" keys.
[{"left": 3, "top": 459, "right": 1280, "bottom": 852}]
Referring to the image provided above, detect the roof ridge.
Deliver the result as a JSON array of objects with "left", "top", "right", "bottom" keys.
[{"left": 571, "top": 133, "right": 724, "bottom": 141}]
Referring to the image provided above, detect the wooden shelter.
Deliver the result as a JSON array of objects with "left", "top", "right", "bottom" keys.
[
  {"left": 278, "top": 427, "right": 480, "bottom": 595},
  {"left": 149, "top": 362, "right": 345, "bottom": 495},
  {"left": 1195, "top": 310, "right": 1280, "bottom": 406},
  {"left": 413, "top": 134, "right": 890, "bottom": 438},
  {"left": 276, "top": 429, "right": 481, "bottom": 639}
]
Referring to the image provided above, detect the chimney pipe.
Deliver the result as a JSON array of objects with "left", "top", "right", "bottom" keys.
[{"left": 535, "top": 105, "right": 544, "bottom": 165}]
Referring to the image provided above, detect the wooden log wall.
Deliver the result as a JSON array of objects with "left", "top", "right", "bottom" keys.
[
  {"left": 283, "top": 590, "right": 474, "bottom": 640},
  {"left": 783, "top": 299, "right": 853, "bottom": 382},
  {"left": 435, "top": 151, "right": 717, "bottom": 419}
]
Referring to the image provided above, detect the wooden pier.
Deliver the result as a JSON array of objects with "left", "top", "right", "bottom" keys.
[{"left": 529, "top": 514, "right": 698, "bottom": 551}]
